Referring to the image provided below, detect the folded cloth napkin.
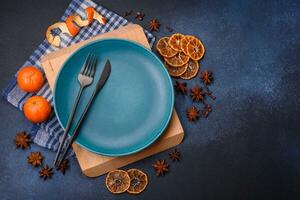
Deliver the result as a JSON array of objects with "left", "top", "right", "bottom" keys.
[{"left": 2, "top": 0, "right": 155, "bottom": 151}]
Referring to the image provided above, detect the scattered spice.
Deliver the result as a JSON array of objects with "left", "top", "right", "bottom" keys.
[
  {"left": 205, "top": 89, "right": 216, "bottom": 100},
  {"left": 39, "top": 165, "right": 53, "bottom": 180},
  {"left": 56, "top": 159, "right": 70, "bottom": 175},
  {"left": 169, "top": 149, "right": 181, "bottom": 162},
  {"left": 27, "top": 152, "right": 43, "bottom": 167},
  {"left": 148, "top": 19, "right": 160, "bottom": 32},
  {"left": 190, "top": 86, "right": 204, "bottom": 102},
  {"left": 186, "top": 106, "right": 200, "bottom": 121},
  {"left": 124, "top": 10, "right": 133, "bottom": 17},
  {"left": 203, "top": 104, "right": 212, "bottom": 118},
  {"left": 201, "top": 70, "right": 213, "bottom": 85},
  {"left": 14, "top": 131, "right": 31, "bottom": 149},
  {"left": 152, "top": 159, "right": 169, "bottom": 176},
  {"left": 166, "top": 26, "right": 174, "bottom": 32},
  {"left": 174, "top": 81, "right": 187, "bottom": 94},
  {"left": 135, "top": 11, "right": 145, "bottom": 21}
]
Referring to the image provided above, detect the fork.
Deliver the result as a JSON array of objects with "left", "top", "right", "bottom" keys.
[{"left": 53, "top": 54, "right": 97, "bottom": 167}]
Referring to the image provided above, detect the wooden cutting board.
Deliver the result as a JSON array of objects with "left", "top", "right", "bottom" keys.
[{"left": 41, "top": 24, "right": 184, "bottom": 177}]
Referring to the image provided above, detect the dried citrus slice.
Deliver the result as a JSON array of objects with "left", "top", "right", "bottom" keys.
[
  {"left": 180, "top": 59, "right": 199, "bottom": 79},
  {"left": 186, "top": 37, "right": 205, "bottom": 60},
  {"left": 168, "top": 33, "right": 184, "bottom": 51},
  {"left": 127, "top": 169, "right": 148, "bottom": 194},
  {"left": 181, "top": 35, "right": 194, "bottom": 55},
  {"left": 164, "top": 52, "right": 189, "bottom": 67},
  {"left": 105, "top": 170, "right": 130, "bottom": 194},
  {"left": 156, "top": 37, "right": 178, "bottom": 58},
  {"left": 164, "top": 62, "right": 188, "bottom": 77}
]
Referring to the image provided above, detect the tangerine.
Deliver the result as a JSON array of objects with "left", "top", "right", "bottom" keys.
[
  {"left": 17, "top": 66, "right": 44, "bottom": 93},
  {"left": 23, "top": 96, "right": 52, "bottom": 123}
]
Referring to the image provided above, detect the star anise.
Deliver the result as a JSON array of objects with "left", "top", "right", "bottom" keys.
[
  {"left": 169, "top": 149, "right": 181, "bottom": 162},
  {"left": 27, "top": 152, "right": 43, "bottom": 167},
  {"left": 174, "top": 81, "right": 187, "bottom": 94},
  {"left": 190, "top": 86, "right": 204, "bottom": 102},
  {"left": 201, "top": 70, "right": 213, "bottom": 85},
  {"left": 148, "top": 19, "right": 160, "bottom": 32},
  {"left": 14, "top": 131, "right": 31, "bottom": 149},
  {"left": 124, "top": 10, "right": 133, "bottom": 17},
  {"left": 39, "top": 165, "right": 53, "bottom": 180},
  {"left": 152, "top": 159, "right": 169, "bottom": 176},
  {"left": 203, "top": 104, "right": 212, "bottom": 118},
  {"left": 186, "top": 106, "right": 200, "bottom": 121},
  {"left": 135, "top": 11, "right": 145, "bottom": 21},
  {"left": 56, "top": 159, "right": 70, "bottom": 175}
]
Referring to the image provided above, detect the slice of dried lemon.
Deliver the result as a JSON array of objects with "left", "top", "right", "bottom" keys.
[
  {"left": 164, "top": 62, "right": 188, "bottom": 77},
  {"left": 105, "top": 170, "right": 130, "bottom": 194},
  {"left": 156, "top": 37, "right": 178, "bottom": 58},
  {"left": 164, "top": 52, "right": 189, "bottom": 67},
  {"left": 168, "top": 33, "right": 184, "bottom": 51},
  {"left": 186, "top": 37, "right": 205, "bottom": 60},
  {"left": 181, "top": 35, "right": 194, "bottom": 55},
  {"left": 180, "top": 59, "right": 199, "bottom": 79},
  {"left": 126, "top": 169, "right": 148, "bottom": 194}
]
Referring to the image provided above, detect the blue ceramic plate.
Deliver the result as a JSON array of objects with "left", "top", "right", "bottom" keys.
[{"left": 54, "top": 39, "right": 174, "bottom": 156}]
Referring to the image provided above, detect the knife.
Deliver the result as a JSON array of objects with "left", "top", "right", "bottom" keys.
[{"left": 56, "top": 60, "right": 111, "bottom": 167}]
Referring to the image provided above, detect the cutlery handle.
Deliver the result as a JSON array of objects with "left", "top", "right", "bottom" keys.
[
  {"left": 53, "top": 86, "right": 84, "bottom": 167},
  {"left": 56, "top": 88, "right": 98, "bottom": 166}
]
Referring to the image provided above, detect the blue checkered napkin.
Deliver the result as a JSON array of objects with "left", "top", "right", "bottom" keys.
[{"left": 2, "top": 0, "right": 155, "bottom": 151}]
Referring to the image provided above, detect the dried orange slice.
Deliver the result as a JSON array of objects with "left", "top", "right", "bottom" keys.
[
  {"left": 156, "top": 37, "right": 178, "bottom": 58},
  {"left": 186, "top": 37, "right": 205, "bottom": 60},
  {"left": 164, "top": 62, "right": 188, "bottom": 77},
  {"left": 164, "top": 52, "right": 189, "bottom": 67},
  {"left": 180, "top": 59, "right": 199, "bottom": 79},
  {"left": 181, "top": 35, "right": 194, "bottom": 55},
  {"left": 105, "top": 170, "right": 130, "bottom": 194},
  {"left": 127, "top": 169, "right": 148, "bottom": 194},
  {"left": 168, "top": 33, "right": 184, "bottom": 51}
]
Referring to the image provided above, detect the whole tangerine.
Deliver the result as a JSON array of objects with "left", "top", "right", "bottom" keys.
[
  {"left": 17, "top": 66, "right": 44, "bottom": 93},
  {"left": 23, "top": 96, "right": 52, "bottom": 123}
]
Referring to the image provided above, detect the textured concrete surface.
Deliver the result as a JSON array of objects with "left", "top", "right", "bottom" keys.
[{"left": 0, "top": 0, "right": 299, "bottom": 199}]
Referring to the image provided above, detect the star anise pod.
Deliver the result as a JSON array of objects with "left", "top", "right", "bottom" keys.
[
  {"left": 169, "top": 149, "right": 181, "bottom": 162},
  {"left": 148, "top": 19, "right": 160, "bottom": 32},
  {"left": 201, "top": 70, "right": 213, "bottom": 85},
  {"left": 14, "top": 131, "right": 31, "bottom": 149},
  {"left": 39, "top": 165, "right": 53, "bottom": 180},
  {"left": 27, "top": 152, "right": 43, "bottom": 167},
  {"left": 203, "top": 104, "right": 212, "bottom": 118},
  {"left": 190, "top": 86, "right": 204, "bottom": 102},
  {"left": 56, "top": 159, "right": 70, "bottom": 175},
  {"left": 174, "top": 81, "right": 187, "bottom": 94},
  {"left": 135, "top": 11, "right": 145, "bottom": 21},
  {"left": 152, "top": 159, "right": 169, "bottom": 176},
  {"left": 124, "top": 10, "right": 133, "bottom": 17},
  {"left": 186, "top": 106, "right": 200, "bottom": 121}
]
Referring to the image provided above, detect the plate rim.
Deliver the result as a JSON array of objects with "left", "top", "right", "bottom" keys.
[{"left": 53, "top": 38, "right": 174, "bottom": 156}]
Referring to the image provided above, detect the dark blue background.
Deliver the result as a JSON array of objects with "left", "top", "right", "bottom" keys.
[{"left": 0, "top": 0, "right": 299, "bottom": 199}]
